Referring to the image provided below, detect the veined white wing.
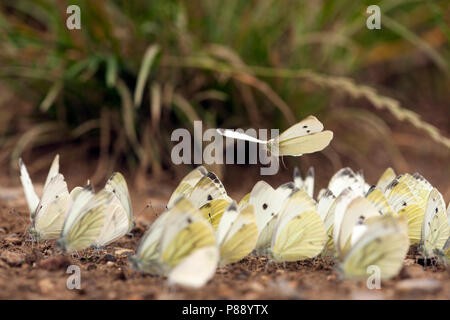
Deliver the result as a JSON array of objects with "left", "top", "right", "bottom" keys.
[
  {"left": 19, "top": 158, "right": 40, "bottom": 216},
  {"left": 216, "top": 128, "right": 267, "bottom": 144}
]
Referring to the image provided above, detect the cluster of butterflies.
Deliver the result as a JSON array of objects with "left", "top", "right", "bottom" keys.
[
  {"left": 19, "top": 155, "right": 134, "bottom": 253},
  {"left": 17, "top": 154, "right": 450, "bottom": 289},
  {"left": 131, "top": 165, "right": 450, "bottom": 287}
]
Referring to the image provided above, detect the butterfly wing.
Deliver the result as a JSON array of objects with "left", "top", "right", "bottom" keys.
[
  {"left": 200, "top": 198, "right": 232, "bottom": 230},
  {"left": 168, "top": 246, "right": 218, "bottom": 288},
  {"left": 366, "top": 186, "right": 392, "bottom": 215},
  {"left": 216, "top": 128, "right": 267, "bottom": 144},
  {"left": 32, "top": 174, "right": 70, "bottom": 239},
  {"left": 94, "top": 195, "right": 131, "bottom": 247},
  {"left": 376, "top": 167, "right": 396, "bottom": 192},
  {"left": 167, "top": 166, "right": 208, "bottom": 208},
  {"left": 277, "top": 116, "right": 325, "bottom": 141},
  {"left": 421, "top": 188, "right": 449, "bottom": 257},
  {"left": 340, "top": 216, "right": 409, "bottom": 280},
  {"left": 273, "top": 131, "right": 333, "bottom": 157},
  {"left": 336, "top": 197, "right": 380, "bottom": 256},
  {"left": 44, "top": 154, "right": 60, "bottom": 189},
  {"left": 159, "top": 198, "right": 216, "bottom": 271},
  {"left": 328, "top": 168, "right": 365, "bottom": 197},
  {"left": 187, "top": 172, "right": 230, "bottom": 209},
  {"left": 317, "top": 189, "right": 336, "bottom": 221},
  {"left": 218, "top": 204, "right": 258, "bottom": 265},
  {"left": 104, "top": 172, "right": 133, "bottom": 231},
  {"left": 19, "top": 158, "right": 40, "bottom": 217},
  {"left": 59, "top": 188, "right": 112, "bottom": 252}
]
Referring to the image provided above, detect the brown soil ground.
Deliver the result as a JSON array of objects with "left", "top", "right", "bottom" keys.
[{"left": 0, "top": 159, "right": 449, "bottom": 300}]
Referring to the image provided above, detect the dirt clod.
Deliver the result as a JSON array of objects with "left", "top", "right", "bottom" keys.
[
  {"left": 1, "top": 250, "right": 25, "bottom": 266},
  {"left": 37, "top": 256, "right": 71, "bottom": 271}
]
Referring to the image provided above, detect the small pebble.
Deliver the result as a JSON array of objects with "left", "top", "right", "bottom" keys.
[
  {"left": 0, "top": 250, "right": 25, "bottom": 266},
  {"left": 104, "top": 254, "right": 116, "bottom": 262},
  {"left": 396, "top": 278, "right": 442, "bottom": 294}
]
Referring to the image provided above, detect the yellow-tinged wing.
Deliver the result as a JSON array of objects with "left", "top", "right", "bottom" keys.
[
  {"left": 376, "top": 167, "right": 396, "bottom": 192},
  {"left": 58, "top": 189, "right": 112, "bottom": 253},
  {"left": 249, "top": 181, "right": 295, "bottom": 251},
  {"left": 321, "top": 225, "right": 336, "bottom": 257},
  {"left": 340, "top": 215, "right": 409, "bottom": 280},
  {"left": 336, "top": 197, "right": 380, "bottom": 256},
  {"left": 274, "top": 131, "right": 333, "bottom": 157},
  {"left": 187, "top": 172, "right": 230, "bottom": 209},
  {"left": 130, "top": 206, "right": 176, "bottom": 275},
  {"left": 278, "top": 116, "right": 325, "bottom": 140},
  {"left": 200, "top": 198, "right": 232, "bottom": 230},
  {"left": 31, "top": 173, "right": 70, "bottom": 240},
  {"left": 271, "top": 210, "right": 326, "bottom": 262},
  {"left": 62, "top": 203, "right": 107, "bottom": 252},
  {"left": 104, "top": 172, "right": 134, "bottom": 231},
  {"left": 217, "top": 204, "right": 258, "bottom": 265},
  {"left": 386, "top": 180, "right": 420, "bottom": 213},
  {"left": 238, "top": 193, "right": 250, "bottom": 209},
  {"left": 420, "top": 188, "right": 449, "bottom": 258},
  {"left": 366, "top": 187, "right": 392, "bottom": 216},
  {"left": 167, "top": 166, "right": 208, "bottom": 208},
  {"left": 159, "top": 198, "right": 216, "bottom": 271},
  {"left": 398, "top": 204, "right": 424, "bottom": 244}
]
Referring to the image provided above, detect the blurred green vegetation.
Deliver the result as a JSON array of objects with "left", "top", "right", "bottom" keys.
[{"left": 0, "top": 0, "right": 449, "bottom": 180}]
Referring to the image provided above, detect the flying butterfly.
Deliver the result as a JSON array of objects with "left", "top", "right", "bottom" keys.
[{"left": 217, "top": 116, "right": 333, "bottom": 157}]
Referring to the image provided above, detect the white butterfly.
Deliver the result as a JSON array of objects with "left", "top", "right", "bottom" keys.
[
  {"left": 420, "top": 188, "right": 449, "bottom": 258},
  {"left": 57, "top": 186, "right": 112, "bottom": 253},
  {"left": 217, "top": 115, "right": 333, "bottom": 157},
  {"left": 316, "top": 189, "right": 336, "bottom": 222},
  {"left": 334, "top": 196, "right": 380, "bottom": 256},
  {"left": 167, "top": 166, "right": 208, "bottom": 209},
  {"left": 131, "top": 197, "right": 218, "bottom": 288},
  {"left": 248, "top": 181, "right": 295, "bottom": 252},
  {"left": 167, "top": 246, "right": 218, "bottom": 289},
  {"left": 93, "top": 172, "right": 135, "bottom": 248},
  {"left": 339, "top": 215, "right": 409, "bottom": 280},
  {"left": 19, "top": 155, "right": 70, "bottom": 240},
  {"left": 270, "top": 189, "right": 326, "bottom": 262},
  {"left": 215, "top": 202, "right": 258, "bottom": 265}
]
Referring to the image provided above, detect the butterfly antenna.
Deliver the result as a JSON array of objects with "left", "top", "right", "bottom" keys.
[{"left": 136, "top": 201, "right": 158, "bottom": 219}]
